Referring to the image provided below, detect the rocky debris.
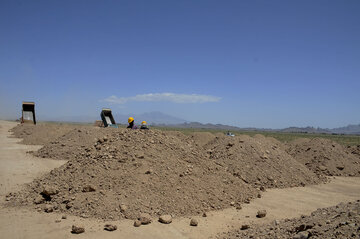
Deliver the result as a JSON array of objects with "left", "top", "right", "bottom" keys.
[
  {"left": 159, "top": 214, "right": 172, "bottom": 224},
  {"left": 119, "top": 204, "right": 127, "bottom": 213},
  {"left": 41, "top": 186, "right": 58, "bottom": 197},
  {"left": 133, "top": 220, "right": 142, "bottom": 227},
  {"left": 139, "top": 213, "right": 152, "bottom": 225},
  {"left": 61, "top": 215, "right": 67, "bottom": 219},
  {"left": 34, "top": 195, "right": 45, "bottom": 204},
  {"left": 71, "top": 225, "right": 85, "bottom": 234},
  {"left": 55, "top": 219, "right": 61, "bottom": 223},
  {"left": 286, "top": 138, "right": 360, "bottom": 177},
  {"left": 241, "top": 224, "right": 250, "bottom": 230},
  {"left": 104, "top": 224, "right": 117, "bottom": 231},
  {"left": 220, "top": 200, "right": 360, "bottom": 239},
  {"left": 190, "top": 218, "right": 198, "bottom": 226},
  {"left": 293, "top": 231, "right": 309, "bottom": 239},
  {"left": 82, "top": 185, "right": 96, "bottom": 192},
  {"left": 256, "top": 210, "right": 267, "bottom": 218},
  {"left": 44, "top": 204, "right": 54, "bottom": 213}
]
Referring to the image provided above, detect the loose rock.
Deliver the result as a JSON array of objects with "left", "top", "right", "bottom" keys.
[
  {"left": 159, "top": 214, "right": 172, "bottom": 224},
  {"left": 71, "top": 225, "right": 85, "bottom": 234},
  {"left": 104, "top": 224, "right": 117, "bottom": 231},
  {"left": 257, "top": 210, "right": 267, "bottom": 218},
  {"left": 190, "top": 218, "right": 198, "bottom": 226}
]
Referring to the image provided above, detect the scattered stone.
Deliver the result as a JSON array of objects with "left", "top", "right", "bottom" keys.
[
  {"left": 190, "top": 218, "right": 198, "bottom": 226},
  {"left": 257, "top": 210, "right": 267, "bottom": 218},
  {"left": 34, "top": 195, "right": 45, "bottom": 204},
  {"left": 41, "top": 186, "right": 59, "bottom": 197},
  {"left": 241, "top": 224, "right": 250, "bottom": 230},
  {"left": 44, "top": 205, "right": 54, "bottom": 213},
  {"left": 139, "top": 213, "right": 152, "bottom": 225},
  {"left": 71, "top": 225, "right": 85, "bottom": 234},
  {"left": 62, "top": 215, "right": 67, "bottom": 219},
  {"left": 104, "top": 224, "right": 117, "bottom": 231},
  {"left": 82, "top": 185, "right": 96, "bottom": 192},
  {"left": 55, "top": 219, "right": 61, "bottom": 223},
  {"left": 293, "top": 231, "right": 309, "bottom": 239},
  {"left": 133, "top": 220, "right": 142, "bottom": 227},
  {"left": 202, "top": 212, "right": 207, "bottom": 217},
  {"left": 159, "top": 214, "right": 172, "bottom": 224},
  {"left": 119, "top": 204, "right": 127, "bottom": 213}
]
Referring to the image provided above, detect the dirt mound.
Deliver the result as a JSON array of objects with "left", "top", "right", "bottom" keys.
[
  {"left": 286, "top": 138, "right": 360, "bottom": 176},
  {"left": 204, "top": 134, "right": 323, "bottom": 189},
  {"left": 9, "top": 123, "right": 78, "bottom": 145},
  {"left": 9, "top": 127, "right": 258, "bottom": 220},
  {"left": 191, "top": 132, "right": 216, "bottom": 147},
  {"left": 221, "top": 200, "right": 360, "bottom": 239},
  {"left": 346, "top": 144, "right": 360, "bottom": 159}
]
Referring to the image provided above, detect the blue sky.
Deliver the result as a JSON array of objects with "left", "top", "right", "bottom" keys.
[{"left": 0, "top": 0, "right": 359, "bottom": 128}]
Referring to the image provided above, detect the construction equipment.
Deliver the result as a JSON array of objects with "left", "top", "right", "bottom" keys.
[
  {"left": 100, "top": 108, "right": 118, "bottom": 128},
  {"left": 226, "top": 131, "right": 235, "bottom": 137},
  {"left": 21, "top": 101, "right": 36, "bottom": 124}
]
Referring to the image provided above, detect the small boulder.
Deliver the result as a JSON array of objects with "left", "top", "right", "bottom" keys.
[
  {"left": 159, "top": 215, "right": 172, "bottom": 224},
  {"left": 190, "top": 218, "right": 198, "bottom": 226},
  {"left": 41, "top": 186, "right": 58, "bottom": 197},
  {"left": 257, "top": 210, "right": 267, "bottom": 218},
  {"left": 104, "top": 224, "right": 117, "bottom": 231},
  {"left": 71, "top": 225, "right": 85, "bottom": 234},
  {"left": 241, "top": 224, "right": 250, "bottom": 230},
  {"left": 133, "top": 220, "right": 142, "bottom": 227},
  {"left": 138, "top": 213, "right": 152, "bottom": 225}
]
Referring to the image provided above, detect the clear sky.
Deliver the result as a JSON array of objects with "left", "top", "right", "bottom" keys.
[{"left": 0, "top": 0, "right": 359, "bottom": 128}]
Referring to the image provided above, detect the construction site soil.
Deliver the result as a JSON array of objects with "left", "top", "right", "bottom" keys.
[
  {"left": 220, "top": 200, "right": 360, "bottom": 239},
  {"left": 7, "top": 123, "right": 360, "bottom": 222},
  {"left": 286, "top": 138, "right": 360, "bottom": 177}
]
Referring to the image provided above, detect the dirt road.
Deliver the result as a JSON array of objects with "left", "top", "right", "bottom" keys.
[{"left": 0, "top": 120, "right": 359, "bottom": 239}]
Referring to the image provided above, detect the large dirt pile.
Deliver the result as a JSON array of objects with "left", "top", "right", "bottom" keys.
[
  {"left": 286, "top": 138, "right": 360, "bottom": 176},
  {"left": 9, "top": 123, "right": 78, "bottom": 145},
  {"left": 220, "top": 200, "right": 360, "bottom": 239},
  {"left": 204, "top": 134, "right": 323, "bottom": 189},
  {"left": 9, "top": 128, "right": 259, "bottom": 220}
]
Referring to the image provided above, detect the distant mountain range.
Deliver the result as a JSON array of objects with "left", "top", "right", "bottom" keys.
[
  {"left": 162, "top": 122, "right": 360, "bottom": 135},
  {"left": 36, "top": 111, "right": 360, "bottom": 135}
]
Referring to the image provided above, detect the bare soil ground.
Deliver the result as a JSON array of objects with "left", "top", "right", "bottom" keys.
[
  {"left": 7, "top": 123, "right": 325, "bottom": 220},
  {"left": 1, "top": 121, "right": 360, "bottom": 239},
  {"left": 220, "top": 200, "right": 360, "bottom": 239},
  {"left": 286, "top": 138, "right": 360, "bottom": 177}
]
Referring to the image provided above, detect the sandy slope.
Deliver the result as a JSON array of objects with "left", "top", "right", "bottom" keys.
[{"left": 0, "top": 120, "right": 359, "bottom": 239}]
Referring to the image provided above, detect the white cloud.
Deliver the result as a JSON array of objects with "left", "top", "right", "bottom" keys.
[{"left": 103, "top": 93, "right": 221, "bottom": 104}]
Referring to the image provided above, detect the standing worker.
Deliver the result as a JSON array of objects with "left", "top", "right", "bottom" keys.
[
  {"left": 127, "top": 117, "right": 137, "bottom": 129},
  {"left": 140, "top": 121, "right": 149, "bottom": 130}
]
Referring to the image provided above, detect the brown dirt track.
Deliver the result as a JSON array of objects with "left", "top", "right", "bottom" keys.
[{"left": 1, "top": 121, "right": 360, "bottom": 239}]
